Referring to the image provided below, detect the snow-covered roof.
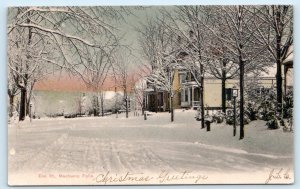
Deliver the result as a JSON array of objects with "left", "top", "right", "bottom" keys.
[
  {"left": 103, "top": 91, "right": 123, "bottom": 100},
  {"left": 134, "top": 77, "right": 147, "bottom": 89}
]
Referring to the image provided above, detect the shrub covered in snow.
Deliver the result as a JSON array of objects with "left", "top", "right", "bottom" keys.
[
  {"left": 212, "top": 111, "right": 225, "bottom": 123},
  {"left": 225, "top": 101, "right": 251, "bottom": 126}
]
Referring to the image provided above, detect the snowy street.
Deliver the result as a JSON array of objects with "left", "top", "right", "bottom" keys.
[{"left": 8, "top": 110, "right": 293, "bottom": 185}]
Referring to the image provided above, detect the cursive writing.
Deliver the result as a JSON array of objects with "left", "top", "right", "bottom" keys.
[
  {"left": 95, "top": 171, "right": 153, "bottom": 184},
  {"left": 157, "top": 170, "right": 208, "bottom": 184},
  {"left": 265, "top": 168, "right": 291, "bottom": 184},
  {"left": 94, "top": 170, "right": 208, "bottom": 184}
]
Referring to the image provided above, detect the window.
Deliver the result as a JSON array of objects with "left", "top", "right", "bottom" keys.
[
  {"left": 179, "top": 74, "right": 186, "bottom": 84},
  {"left": 225, "top": 88, "right": 232, "bottom": 101},
  {"left": 256, "top": 87, "right": 272, "bottom": 95},
  {"left": 185, "top": 88, "right": 189, "bottom": 102}
]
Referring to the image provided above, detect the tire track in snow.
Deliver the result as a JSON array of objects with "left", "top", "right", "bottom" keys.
[
  {"left": 109, "top": 141, "right": 128, "bottom": 172},
  {"left": 142, "top": 145, "right": 177, "bottom": 172},
  {"left": 112, "top": 143, "right": 135, "bottom": 172},
  {"left": 17, "top": 133, "right": 69, "bottom": 172}
]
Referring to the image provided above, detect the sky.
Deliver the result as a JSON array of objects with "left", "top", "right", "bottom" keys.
[{"left": 30, "top": 6, "right": 168, "bottom": 92}]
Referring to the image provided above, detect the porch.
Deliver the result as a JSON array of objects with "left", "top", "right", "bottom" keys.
[
  {"left": 144, "top": 89, "right": 169, "bottom": 112},
  {"left": 181, "top": 82, "right": 200, "bottom": 110}
]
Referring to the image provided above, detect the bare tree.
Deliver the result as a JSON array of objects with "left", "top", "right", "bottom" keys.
[
  {"left": 7, "top": 6, "right": 131, "bottom": 120},
  {"left": 75, "top": 47, "right": 116, "bottom": 116},
  {"left": 251, "top": 5, "right": 293, "bottom": 115},
  {"left": 132, "top": 70, "right": 148, "bottom": 115},
  {"left": 202, "top": 6, "right": 273, "bottom": 139},
  {"left": 113, "top": 48, "right": 135, "bottom": 118},
  {"left": 7, "top": 25, "right": 52, "bottom": 120},
  {"left": 7, "top": 69, "right": 19, "bottom": 118},
  {"left": 204, "top": 25, "right": 240, "bottom": 113},
  {"left": 137, "top": 16, "right": 177, "bottom": 122},
  {"left": 161, "top": 6, "right": 214, "bottom": 128},
  {"left": 75, "top": 93, "right": 86, "bottom": 116}
]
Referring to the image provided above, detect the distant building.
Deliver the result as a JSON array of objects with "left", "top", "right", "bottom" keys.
[
  {"left": 144, "top": 66, "right": 278, "bottom": 112},
  {"left": 143, "top": 45, "right": 290, "bottom": 112}
]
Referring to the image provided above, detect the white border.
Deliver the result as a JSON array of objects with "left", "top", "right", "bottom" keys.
[{"left": 1, "top": 1, "right": 298, "bottom": 189}]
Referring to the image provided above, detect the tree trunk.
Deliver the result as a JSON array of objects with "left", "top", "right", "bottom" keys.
[
  {"left": 114, "top": 86, "right": 118, "bottom": 116},
  {"left": 275, "top": 10, "right": 283, "bottom": 115},
  {"left": 171, "top": 96, "right": 174, "bottom": 122},
  {"left": 221, "top": 78, "right": 226, "bottom": 113},
  {"left": 200, "top": 67, "right": 205, "bottom": 129},
  {"left": 9, "top": 94, "right": 14, "bottom": 117},
  {"left": 233, "top": 97, "right": 237, "bottom": 136},
  {"left": 19, "top": 88, "right": 27, "bottom": 121},
  {"left": 125, "top": 92, "right": 128, "bottom": 118},
  {"left": 239, "top": 56, "right": 245, "bottom": 140},
  {"left": 142, "top": 95, "right": 145, "bottom": 115},
  {"left": 18, "top": 17, "right": 32, "bottom": 121},
  {"left": 94, "top": 95, "right": 99, "bottom": 116},
  {"left": 237, "top": 6, "right": 244, "bottom": 140},
  {"left": 101, "top": 96, "right": 104, "bottom": 117},
  {"left": 97, "top": 96, "right": 100, "bottom": 116},
  {"left": 221, "top": 58, "right": 227, "bottom": 113},
  {"left": 168, "top": 93, "right": 171, "bottom": 113}
]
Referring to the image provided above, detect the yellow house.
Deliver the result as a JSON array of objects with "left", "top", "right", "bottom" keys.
[{"left": 144, "top": 66, "right": 280, "bottom": 112}]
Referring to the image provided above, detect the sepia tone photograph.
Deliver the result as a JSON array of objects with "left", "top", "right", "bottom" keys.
[{"left": 7, "top": 5, "right": 294, "bottom": 185}]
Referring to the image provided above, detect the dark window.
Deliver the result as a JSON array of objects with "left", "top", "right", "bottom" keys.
[
  {"left": 256, "top": 88, "right": 260, "bottom": 94},
  {"left": 226, "top": 88, "right": 232, "bottom": 101},
  {"left": 158, "top": 92, "right": 164, "bottom": 106},
  {"left": 258, "top": 87, "right": 272, "bottom": 95},
  {"left": 185, "top": 89, "right": 188, "bottom": 101}
]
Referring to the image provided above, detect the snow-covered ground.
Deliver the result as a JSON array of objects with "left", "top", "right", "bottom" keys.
[{"left": 8, "top": 110, "right": 294, "bottom": 185}]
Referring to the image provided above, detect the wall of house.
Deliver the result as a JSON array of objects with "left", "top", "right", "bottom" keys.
[
  {"left": 203, "top": 77, "right": 276, "bottom": 109},
  {"left": 286, "top": 69, "right": 293, "bottom": 87},
  {"left": 172, "top": 69, "right": 182, "bottom": 109},
  {"left": 203, "top": 79, "right": 222, "bottom": 108}
]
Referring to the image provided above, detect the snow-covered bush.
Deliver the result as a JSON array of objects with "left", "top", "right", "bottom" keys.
[
  {"left": 283, "top": 88, "right": 293, "bottom": 119},
  {"left": 225, "top": 110, "right": 234, "bottom": 125},
  {"left": 225, "top": 100, "right": 251, "bottom": 125},
  {"left": 266, "top": 113, "right": 281, "bottom": 129},
  {"left": 245, "top": 102, "right": 257, "bottom": 121},
  {"left": 212, "top": 110, "right": 225, "bottom": 123}
]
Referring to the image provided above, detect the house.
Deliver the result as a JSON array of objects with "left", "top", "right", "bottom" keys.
[
  {"left": 144, "top": 66, "right": 279, "bottom": 112},
  {"left": 282, "top": 45, "right": 293, "bottom": 96}
]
